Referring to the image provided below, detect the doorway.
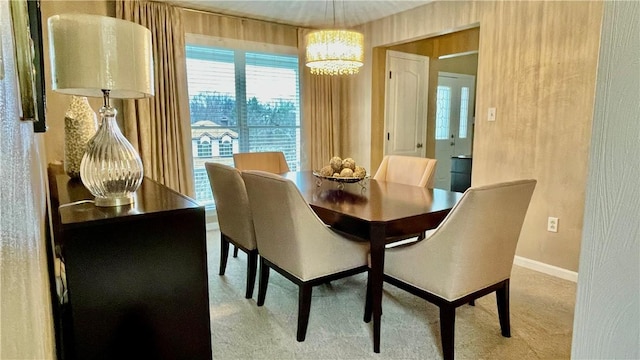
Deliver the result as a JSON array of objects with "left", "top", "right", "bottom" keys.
[
  {"left": 371, "top": 27, "right": 479, "bottom": 176},
  {"left": 433, "top": 72, "right": 476, "bottom": 190}
]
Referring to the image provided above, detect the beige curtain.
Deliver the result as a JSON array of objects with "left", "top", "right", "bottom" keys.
[
  {"left": 116, "top": 0, "right": 194, "bottom": 197},
  {"left": 298, "top": 28, "right": 343, "bottom": 170}
]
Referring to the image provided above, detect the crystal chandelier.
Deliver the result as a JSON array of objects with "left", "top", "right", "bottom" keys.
[
  {"left": 305, "top": 1, "right": 364, "bottom": 76},
  {"left": 305, "top": 30, "right": 364, "bottom": 75}
]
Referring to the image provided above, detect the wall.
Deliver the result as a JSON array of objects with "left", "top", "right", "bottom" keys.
[
  {"left": 1, "top": 1, "right": 54, "bottom": 356},
  {"left": 348, "top": 1, "right": 604, "bottom": 272},
  {"left": 572, "top": 0, "right": 640, "bottom": 357},
  {"left": 41, "top": 0, "right": 115, "bottom": 165},
  {"left": 438, "top": 53, "right": 478, "bottom": 75}
]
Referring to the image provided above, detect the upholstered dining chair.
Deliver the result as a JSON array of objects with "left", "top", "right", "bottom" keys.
[
  {"left": 205, "top": 162, "right": 258, "bottom": 299},
  {"left": 374, "top": 155, "right": 438, "bottom": 243},
  {"left": 365, "top": 179, "right": 536, "bottom": 360},
  {"left": 242, "top": 170, "right": 370, "bottom": 342},
  {"left": 373, "top": 155, "right": 438, "bottom": 188},
  {"left": 231, "top": 151, "right": 290, "bottom": 257},
  {"left": 233, "top": 151, "right": 290, "bottom": 174}
]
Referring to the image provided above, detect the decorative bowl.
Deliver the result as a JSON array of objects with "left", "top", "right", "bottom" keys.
[{"left": 312, "top": 171, "right": 365, "bottom": 184}]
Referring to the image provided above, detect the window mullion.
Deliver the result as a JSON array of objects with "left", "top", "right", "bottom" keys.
[{"left": 235, "top": 51, "right": 249, "bottom": 152}]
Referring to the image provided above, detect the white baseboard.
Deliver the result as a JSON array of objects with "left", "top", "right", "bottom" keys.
[
  {"left": 205, "top": 221, "right": 219, "bottom": 231},
  {"left": 513, "top": 256, "right": 578, "bottom": 283}
]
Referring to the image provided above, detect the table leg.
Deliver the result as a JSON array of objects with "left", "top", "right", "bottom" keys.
[{"left": 369, "top": 224, "right": 386, "bottom": 353}]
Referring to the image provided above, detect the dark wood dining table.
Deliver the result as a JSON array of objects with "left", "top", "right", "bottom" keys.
[{"left": 283, "top": 171, "right": 463, "bottom": 353}]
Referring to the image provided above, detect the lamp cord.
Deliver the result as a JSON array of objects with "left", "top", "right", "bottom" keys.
[{"left": 58, "top": 199, "right": 95, "bottom": 209}]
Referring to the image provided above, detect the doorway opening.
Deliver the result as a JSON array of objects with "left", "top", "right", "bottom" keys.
[{"left": 372, "top": 26, "right": 480, "bottom": 190}]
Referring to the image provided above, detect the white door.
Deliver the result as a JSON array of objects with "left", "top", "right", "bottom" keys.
[
  {"left": 384, "top": 50, "right": 429, "bottom": 157},
  {"left": 433, "top": 72, "right": 476, "bottom": 189}
]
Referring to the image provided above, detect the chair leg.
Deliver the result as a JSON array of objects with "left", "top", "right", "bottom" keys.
[
  {"left": 439, "top": 305, "right": 456, "bottom": 360},
  {"left": 297, "top": 283, "right": 313, "bottom": 342},
  {"left": 233, "top": 245, "right": 239, "bottom": 258},
  {"left": 219, "top": 234, "right": 230, "bottom": 276},
  {"left": 245, "top": 251, "right": 258, "bottom": 299},
  {"left": 364, "top": 271, "right": 372, "bottom": 323},
  {"left": 496, "top": 280, "right": 511, "bottom": 337},
  {"left": 257, "top": 258, "right": 270, "bottom": 306}
]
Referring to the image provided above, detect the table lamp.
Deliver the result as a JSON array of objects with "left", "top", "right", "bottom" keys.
[{"left": 48, "top": 14, "right": 154, "bottom": 207}]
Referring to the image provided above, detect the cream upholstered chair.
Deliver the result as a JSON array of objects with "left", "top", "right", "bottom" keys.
[
  {"left": 366, "top": 179, "right": 536, "bottom": 360},
  {"left": 233, "top": 151, "right": 290, "bottom": 174},
  {"left": 374, "top": 155, "right": 438, "bottom": 243},
  {"left": 205, "top": 162, "right": 258, "bottom": 299},
  {"left": 373, "top": 155, "right": 438, "bottom": 188},
  {"left": 230, "top": 151, "right": 290, "bottom": 257},
  {"left": 242, "top": 170, "right": 369, "bottom": 342}
]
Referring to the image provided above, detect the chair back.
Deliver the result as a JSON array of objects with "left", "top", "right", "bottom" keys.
[
  {"left": 242, "top": 170, "right": 367, "bottom": 280},
  {"left": 388, "top": 179, "right": 536, "bottom": 300},
  {"left": 205, "top": 163, "right": 256, "bottom": 250},
  {"left": 373, "top": 155, "right": 437, "bottom": 188},
  {"left": 233, "top": 151, "right": 290, "bottom": 174}
]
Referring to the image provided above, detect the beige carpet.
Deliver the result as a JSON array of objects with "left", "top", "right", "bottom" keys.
[{"left": 206, "top": 229, "right": 575, "bottom": 359}]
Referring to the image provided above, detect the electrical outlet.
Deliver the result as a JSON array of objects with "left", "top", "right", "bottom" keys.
[
  {"left": 488, "top": 107, "right": 496, "bottom": 121},
  {"left": 547, "top": 217, "right": 558, "bottom": 232}
]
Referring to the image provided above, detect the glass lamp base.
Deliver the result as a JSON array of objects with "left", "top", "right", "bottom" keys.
[
  {"left": 80, "top": 101, "right": 144, "bottom": 208},
  {"left": 94, "top": 194, "right": 135, "bottom": 207}
]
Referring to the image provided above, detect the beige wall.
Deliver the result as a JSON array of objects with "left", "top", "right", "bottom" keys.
[
  {"left": 347, "top": 1, "right": 604, "bottom": 272},
  {"left": 41, "top": 0, "right": 116, "bottom": 165},
  {"left": 438, "top": 53, "right": 478, "bottom": 75}
]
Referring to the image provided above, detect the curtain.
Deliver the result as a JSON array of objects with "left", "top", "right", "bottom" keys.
[
  {"left": 298, "top": 28, "right": 343, "bottom": 170},
  {"left": 0, "top": 1, "right": 55, "bottom": 357},
  {"left": 116, "top": 0, "right": 195, "bottom": 197}
]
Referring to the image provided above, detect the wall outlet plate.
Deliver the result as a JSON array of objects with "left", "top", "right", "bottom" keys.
[{"left": 547, "top": 217, "right": 559, "bottom": 232}]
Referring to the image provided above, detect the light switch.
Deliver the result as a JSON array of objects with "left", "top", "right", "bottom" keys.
[{"left": 488, "top": 107, "right": 496, "bottom": 122}]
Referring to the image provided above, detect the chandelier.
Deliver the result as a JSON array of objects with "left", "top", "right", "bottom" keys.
[
  {"left": 305, "top": 30, "right": 364, "bottom": 75},
  {"left": 305, "top": 1, "right": 364, "bottom": 76}
]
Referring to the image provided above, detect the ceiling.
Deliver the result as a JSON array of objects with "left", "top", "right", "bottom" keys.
[{"left": 164, "top": 0, "right": 432, "bottom": 28}]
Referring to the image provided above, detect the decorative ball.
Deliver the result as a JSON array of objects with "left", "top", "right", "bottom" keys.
[
  {"left": 342, "top": 157, "right": 356, "bottom": 170},
  {"left": 354, "top": 166, "right": 367, "bottom": 179},
  {"left": 330, "top": 156, "right": 343, "bottom": 172},
  {"left": 340, "top": 168, "right": 354, "bottom": 177},
  {"left": 319, "top": 165, "right": 333, "bottom": 177}
]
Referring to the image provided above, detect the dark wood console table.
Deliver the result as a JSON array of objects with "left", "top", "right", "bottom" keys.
[{"left": 47, "top": 164, "right": 212, "bottom": 360}]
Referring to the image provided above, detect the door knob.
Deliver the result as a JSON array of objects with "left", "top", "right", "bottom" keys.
[{"left": 416, "top": 143, "right": 423, "bottom": 148}]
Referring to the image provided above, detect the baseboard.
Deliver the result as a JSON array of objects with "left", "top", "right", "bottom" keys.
[
  {"left": 513, "top": 256, "right": 578, "bottom": 283},
  {"left": 205, "top": 221, "right": 219, "bottom": 231}
]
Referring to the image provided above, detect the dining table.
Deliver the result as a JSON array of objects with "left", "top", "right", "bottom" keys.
[{"left": 283, "top": 171, "right": 463, "bottom": 353}]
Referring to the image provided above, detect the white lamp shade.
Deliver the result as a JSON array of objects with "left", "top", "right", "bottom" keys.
[{"left": 48, "top": 14, "right": 154, "bottom": 99}]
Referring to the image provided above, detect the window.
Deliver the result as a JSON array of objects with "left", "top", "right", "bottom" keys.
[
  {"left": 186, "top": 41, "right": 300, "bottom": 209},
  {"left": 219, "top": 139, "right": 232, "bottom": 157},
  {"left": 193, "top": 168, "right": 213, "bottom": 205},
  {"left": 197, "top": 137, "right": 212, "bottom": 157},
  {"left": 458, "top": 87, "right": 469, "bottom": 139},
  {"left": 435, "top": 86, "right": 451, "bottom": 140}
]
